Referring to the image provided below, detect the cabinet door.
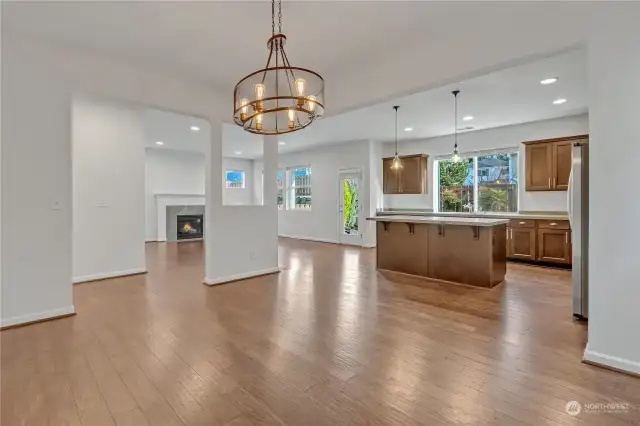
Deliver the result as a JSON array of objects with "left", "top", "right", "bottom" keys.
[
  {"left": 537, "top": 229, "right": 571, "bottom": 264},
  {"left": 399, "top": 156, "right": 425, "bottom": 194},
  {"left": 525, "top": 143, "right": 553, "bottom": 191},
  {"left": 508, "top": 228, "right": 537, "bottom": 260},
  {"left": 553, "top": 141, "right": 572, "bottom": 190},
  {"left": 382, "top": 159, "right": 401, "bottom": 194}
]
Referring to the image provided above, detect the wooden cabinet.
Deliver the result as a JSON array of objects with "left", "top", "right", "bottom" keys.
[
  {"left": 506, "top": 219, "right": 571, "bottom": 265},
  {"left": 537, "top": 228, "right": 571, "bottom": 264},
  {"left": 507, "top": 227, "right": 537, "bottom": 261},
  {"left": 382, "top": 154, "right": 428, "bottom": 194},
  {"left": 525, "top": 143, "right": 553, "bottom": 190},
  {"left": 523, "top": 135, "right": 587, "bottom": 191},
  {"left": 553, "top": 141, "right": 572, "bottom": 190}
]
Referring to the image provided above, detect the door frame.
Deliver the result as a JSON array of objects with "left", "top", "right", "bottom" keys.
[{"left": 337, "top": 167, "right": 363, "bottom": 246}]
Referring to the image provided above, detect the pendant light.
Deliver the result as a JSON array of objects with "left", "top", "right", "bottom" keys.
[
  {"left": 391, "top": 106, "right": 403, "bottom": 170},
  {"left": 232, "top": 0, "right": 324, "bottom": 135},
  {"left": 451, "top": 90, "right": 460, "bottom": 163}
]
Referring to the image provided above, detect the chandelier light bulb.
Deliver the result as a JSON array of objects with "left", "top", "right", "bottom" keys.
[
  {"left": 295, "top": 78, "right": 306, "bottom": 96},
  {"left": 255, "top": 113, "right": 263, "bottom": 131},
  {"left": 239, "top": 98, "right": 249, "bottom": 120},
  {"left": 307, "top": 95, "right": 317, "bottom": 112},
  {"left": 288, "top": 109, "right": 295, "bottom": 129},
  {"left": 254, "top": 84, "right": 265, "bottom": 99}
]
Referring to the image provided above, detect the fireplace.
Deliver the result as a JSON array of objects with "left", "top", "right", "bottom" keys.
[{"left": 177, "top": 214, "right": 204, "bottom": 240}]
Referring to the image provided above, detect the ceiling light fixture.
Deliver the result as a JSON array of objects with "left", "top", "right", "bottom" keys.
[
  {"left": 390, "top": 106, "right": 403, "bottom": 170},
  {"left": 155, "top": 141, "right": 164, "bottom": 146},
  {"left": 462, "top": 116, "right": 474, "bottom": 121},
  {"left": 190, "top": 126, "right": 200, "bottom": 132},
  {"left": 553, "top": 98, "right": 567, "bottom": 105},
  {"left": 404, "top": 127, "right": 413, "bottom": 132},
  {"left": 233, "top": 0, "right": 324, "bottom": 135},
  {"left": 235, "top": 151, "right": 242, "bottom": 155},
  {"left": 278, "top": 141, "right": 286, "bottom": 145},
  {"left": 451, "top": 90, "right": 460, "bottom": 163},
  {"left": 540, "top": 77, "right": 558, "bottom": 85}
]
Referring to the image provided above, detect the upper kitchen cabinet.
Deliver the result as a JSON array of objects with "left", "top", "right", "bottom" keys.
[
  {"left": 523, "top": 134, "right": 588, "bottom": 191},
  {"left": 382, "top": 154, "right": 428, "bottom": 194}
]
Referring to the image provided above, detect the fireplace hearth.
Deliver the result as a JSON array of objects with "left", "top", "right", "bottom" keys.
[{"left": 177, "top": 214, "right": 204, "bottom": 240}]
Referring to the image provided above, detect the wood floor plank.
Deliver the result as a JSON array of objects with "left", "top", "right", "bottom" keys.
[{"left": 2, "top": 239, "right": 639, "bottom": 426}]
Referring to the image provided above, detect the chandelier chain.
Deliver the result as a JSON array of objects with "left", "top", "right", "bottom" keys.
[
  {"left": 278, "top": 0, "right": 282, "bottom": 33},
  {"left": 271, "top": 0, "right": 275, "bottom": 35}
]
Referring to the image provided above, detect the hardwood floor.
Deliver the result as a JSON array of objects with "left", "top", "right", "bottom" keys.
[{"left": 1, "top": 239, "right": 638, "bottom": 425}]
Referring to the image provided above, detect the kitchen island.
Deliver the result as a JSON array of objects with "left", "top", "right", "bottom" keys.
[{"left": 367, "top": 215, "right": 509, "bottom": 288}]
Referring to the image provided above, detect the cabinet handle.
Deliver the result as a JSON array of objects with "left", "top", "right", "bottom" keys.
[
  {"left": 548, "top": 177, "right": 551, "bottom": 189},
  {"left": 553, "top": 177, "right": 557, "bottom": 188},
  {"left": 519, "top": 221, "right": 526, "bottom": 225},
  {"left": 565, "top": 232, "right": 568, "bottom": 244}
]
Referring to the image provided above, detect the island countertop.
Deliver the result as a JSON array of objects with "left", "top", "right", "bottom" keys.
[{"left": 367, "top": 215, "right": 509, "bottom": 227}]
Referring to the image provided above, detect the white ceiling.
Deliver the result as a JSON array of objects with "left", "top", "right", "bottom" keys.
[
  {"left": 143, "top": 47, "right": 587, "bottom": 159},
  {"left": 3, "top": 1, "right": 598, "bottom": 114}
]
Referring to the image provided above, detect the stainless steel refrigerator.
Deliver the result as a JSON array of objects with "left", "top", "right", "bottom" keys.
[{"left": 568, "top": 141, "right": 589, "bottom": 319}]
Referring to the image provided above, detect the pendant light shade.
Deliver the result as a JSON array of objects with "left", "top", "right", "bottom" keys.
[
  {"left": 391, "top": 105, "right": 403, "bottom": 170},
  {"left": 451, "top": 90, "right": 460, "bottom": 163}
]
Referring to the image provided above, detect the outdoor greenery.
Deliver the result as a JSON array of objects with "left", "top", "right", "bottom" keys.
[
  {"left": 343, "top": 179, "right": 358, "bottom": 234},
  {"left": 478, "top": 186, "right": 509, "bottom": 211},
  {"left": 439, "top": 159, "right": 472, "bottom": 212}
]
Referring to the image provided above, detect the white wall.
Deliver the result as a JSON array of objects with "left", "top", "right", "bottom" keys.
[
  {"left": 584, "top": 7, "right": 640, "bottom": 375},
  {"left": 382, "top": 114, "right": 589, "bottom": 212},
  {"left": 72, "top": 96, "right": 146, "bottom": 282},
  {"left": 276, "top": 140, "right": 375, "bottom": 245},
  {"left": 1, "top": 36, "right": 278, "bottom": 326},
  {"left": 145, "top": 149, "right": 206, "bottom": 241}
]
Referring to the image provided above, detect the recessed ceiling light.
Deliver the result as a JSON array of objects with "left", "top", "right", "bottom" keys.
[
  {"left": 553, "top": 98, "right": 567, "bottom": 105},
  {"left": 462, "top": 116, "right": 474, "bottom": 121},
  {"left": 279, "top": 141, "right": 286, "bottom": 145},
  {"left": 540, "top": 77, "right": 558, "bottom": 85},
  {"left": 155, "top": 141, "right": 164, "bottom": 145},
  {"left": 404, "top": 127, "right": 413, "bottom": 132},
  {"left": 190, "top": 126, "right": 200, "bottom": 132},
  {"left": 235, "top": 151, "right": 242, "bottom": 155}
]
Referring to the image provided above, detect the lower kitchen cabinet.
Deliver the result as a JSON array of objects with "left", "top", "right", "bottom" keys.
[
  {"left": 507, "top": 227, "right": 537, "bottom": 261},
  {"left": 506, "top": 219, "right": 571, "bottom": 265},
  {"left": 537, "top": 228, "right": 572, "bottom": 264}
]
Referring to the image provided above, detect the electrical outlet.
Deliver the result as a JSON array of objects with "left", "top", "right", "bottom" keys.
[{"left": 51, "top": 200, "right": 62, "bottom": 210}]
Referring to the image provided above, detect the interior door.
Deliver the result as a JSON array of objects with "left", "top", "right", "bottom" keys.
[{"left": 338, "top": 171, "right": 362, "bottom": 245}]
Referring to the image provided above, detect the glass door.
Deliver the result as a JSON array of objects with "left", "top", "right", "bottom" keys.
[{"left": 338, "top": 171, "right": 361, "bottom": 245}]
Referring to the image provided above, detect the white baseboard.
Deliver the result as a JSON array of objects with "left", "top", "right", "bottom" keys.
[
  {"left": 73, "top": 268, "right": 147, "bottom": 284},
  {"left": 1, "top": 305, "right": 76, "bottom": 328},
  {"left": 203, "top": 267, "right": 280, "bottom": 286},
  {"left": 583, "top": 348, "right": 640, "bottom": 376},
  {"left": 146, "top": 238, "right": 158, "bottom": 242},
  {"left": 278, "top": 234, "right": 339, "bottom": 244},
  {"left": 362, "top": 243, "right": 376, "bottom": 248}
]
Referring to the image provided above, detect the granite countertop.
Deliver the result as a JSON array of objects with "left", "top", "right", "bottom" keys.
[
  {"left": 367, "top": 215, "right": 509, "bottom": 227},
  {"left": 376, "top": 210, "right": 569, "bottom": 221}
]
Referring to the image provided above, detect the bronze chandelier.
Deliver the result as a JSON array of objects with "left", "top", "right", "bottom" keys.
[{"left": 233, "top": 0, "right": 325, "bottom": 135}]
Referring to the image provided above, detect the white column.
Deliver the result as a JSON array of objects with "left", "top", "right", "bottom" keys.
[
  {"left": 584, "top": 4, "right": 640, "bottom": 374},
  {"left": 204, "top": 128, "right": 279, "bottom": 284}
]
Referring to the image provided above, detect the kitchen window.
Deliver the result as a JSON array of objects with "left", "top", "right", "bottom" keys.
[
  {"left": 436, "top": 149, "right": 518, "bottom": 213},
  {"left": 286, "top": 166, "right": 311, "bottom": 210},
  {"left": 225, "top": 170, "right": 245, "bottom": 188}
]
